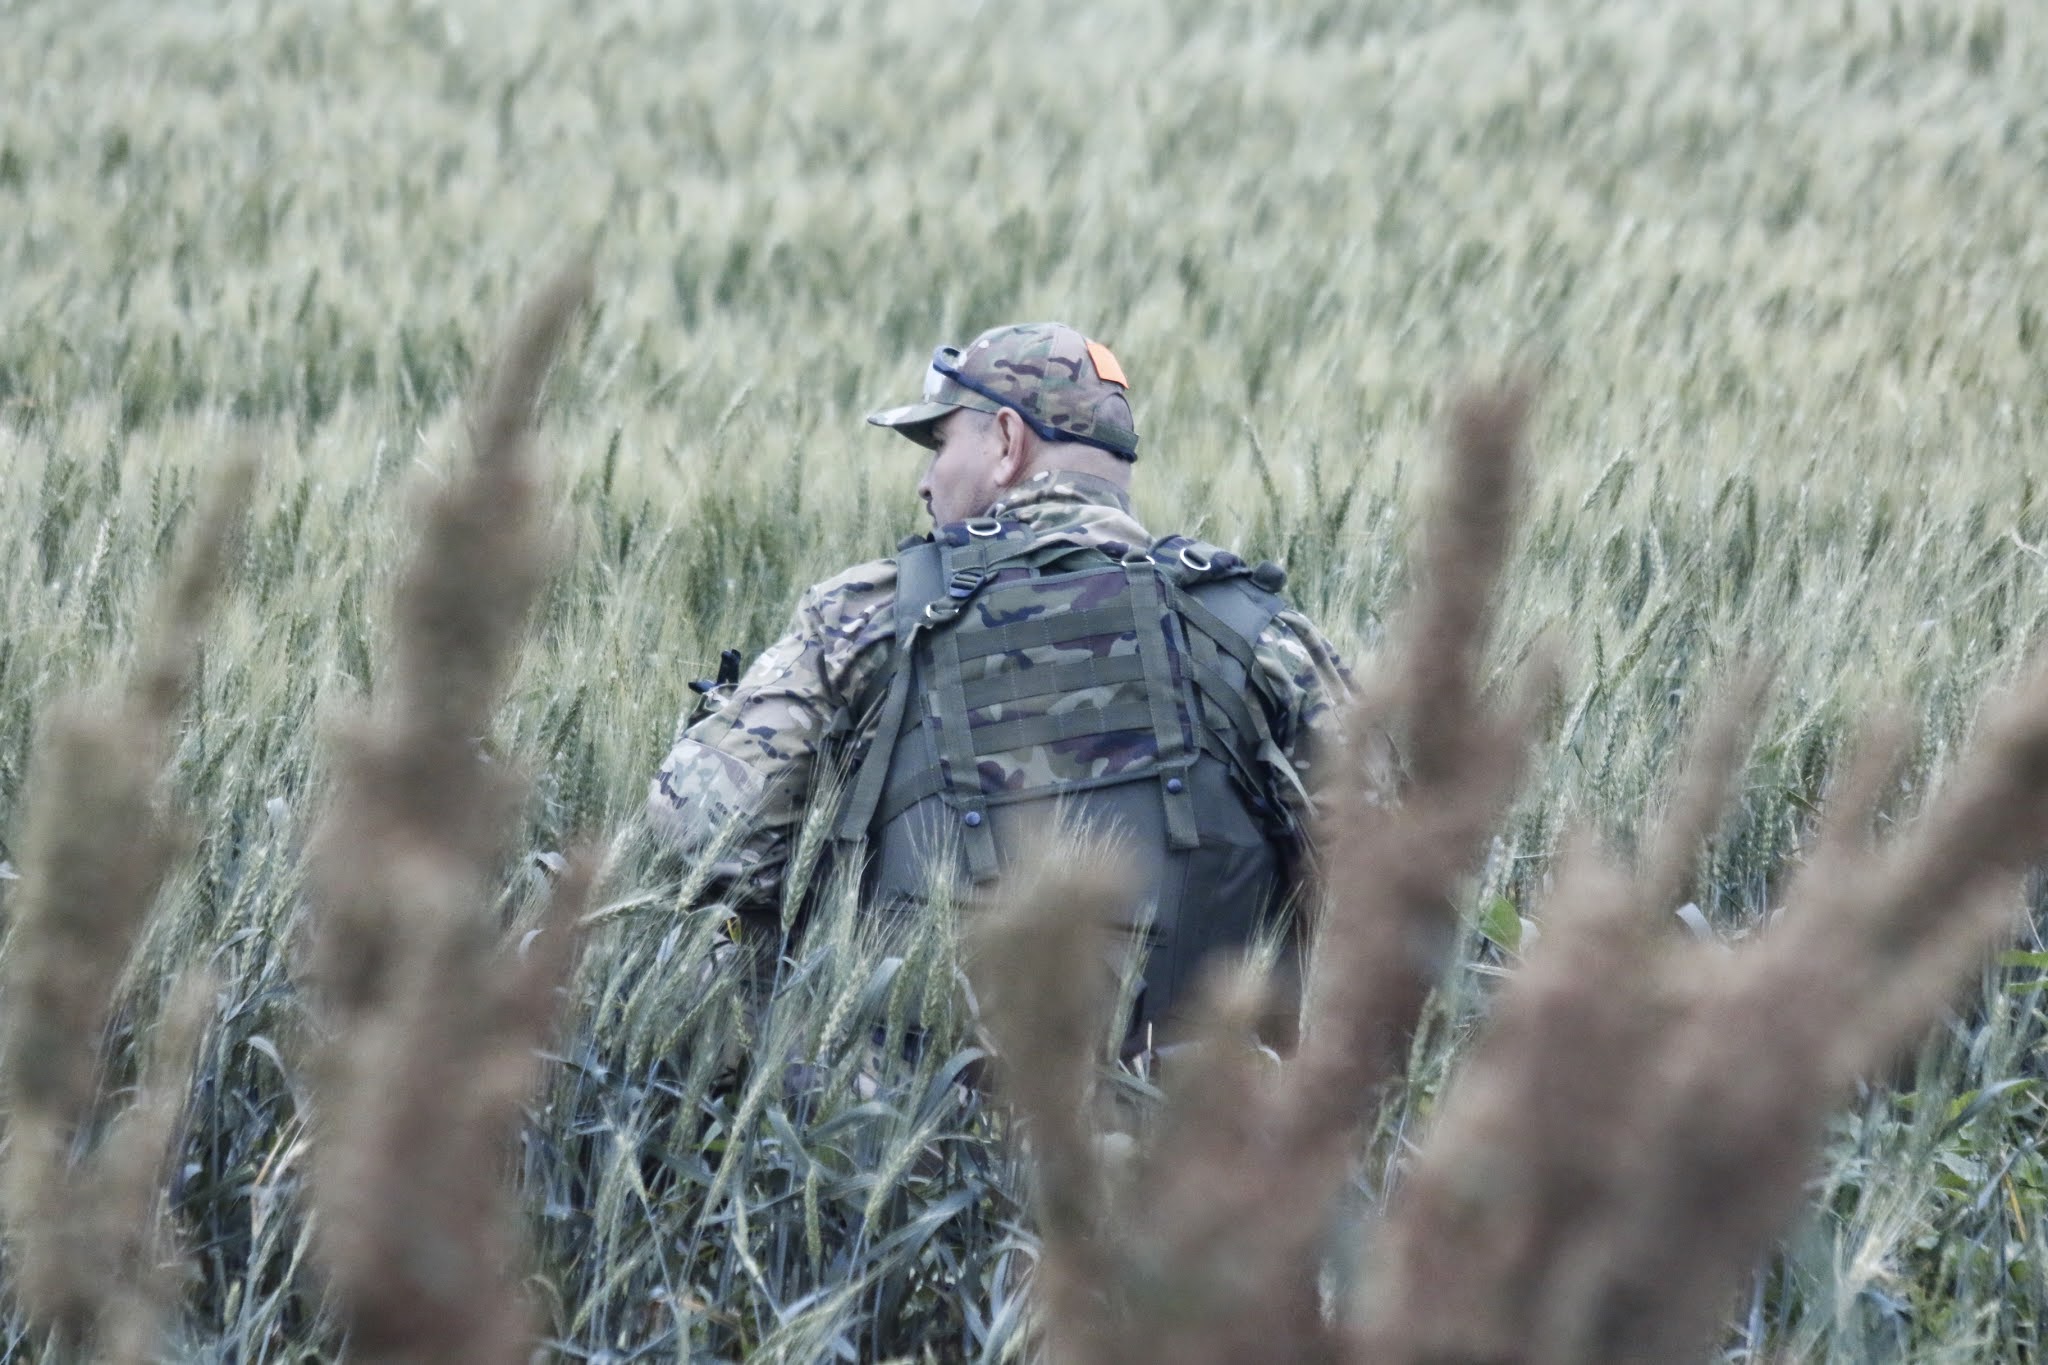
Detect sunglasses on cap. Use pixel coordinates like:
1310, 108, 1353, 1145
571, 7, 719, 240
927, 346, 1137, 461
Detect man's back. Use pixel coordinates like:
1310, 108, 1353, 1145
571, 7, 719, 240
650, 470, 1350, 1030
647, 323, 1351, 1040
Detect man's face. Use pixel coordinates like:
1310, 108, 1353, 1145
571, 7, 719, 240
917, 408, 1004, 525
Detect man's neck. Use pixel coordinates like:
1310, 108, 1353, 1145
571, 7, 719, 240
987, 469, 1133, 517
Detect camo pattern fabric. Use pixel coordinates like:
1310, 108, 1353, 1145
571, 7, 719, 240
945, 566, 1178, 794
647, 469, 1352, 906
866, 321, 1140, 457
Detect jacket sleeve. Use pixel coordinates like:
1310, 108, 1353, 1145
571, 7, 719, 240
1249, 608, 1355, 834
645, 561, 897, 907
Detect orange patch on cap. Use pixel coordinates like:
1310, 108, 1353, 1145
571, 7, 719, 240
1084, 339, 1128, 388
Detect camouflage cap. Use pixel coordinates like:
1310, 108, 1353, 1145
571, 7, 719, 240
866, 322, 1140, 460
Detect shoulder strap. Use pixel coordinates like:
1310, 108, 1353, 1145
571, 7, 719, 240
1148, 533, 1290, 681
840, 523, 1066, 718
832, 538, 949, 845
1122, 559, 1202, 849
1148, 534, 1284, 593
1181, 574, 1287, 671
1174, 577, 1286, 752
832, 519, 1056, 847
1149, 536, 1312, 818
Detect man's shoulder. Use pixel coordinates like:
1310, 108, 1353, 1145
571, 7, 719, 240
804, 552, 900, 604
794, 553, 906, 672
798, 553, 902, 624
1252, 603, 1352, 725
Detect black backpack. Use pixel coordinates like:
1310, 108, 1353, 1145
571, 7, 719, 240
830, 514, 1302, 1037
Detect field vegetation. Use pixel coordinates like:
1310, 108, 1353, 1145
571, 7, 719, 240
2, 0, 2046, 1358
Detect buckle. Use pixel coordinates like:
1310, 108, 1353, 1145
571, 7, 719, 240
948, 567, 987, 600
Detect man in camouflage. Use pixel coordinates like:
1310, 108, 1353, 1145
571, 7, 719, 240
649, 322, 1350, 1043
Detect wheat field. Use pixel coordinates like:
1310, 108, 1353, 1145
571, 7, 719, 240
3, 0, 2046, 1358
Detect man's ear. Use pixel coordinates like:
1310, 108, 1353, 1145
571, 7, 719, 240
993, 408, 1034, 487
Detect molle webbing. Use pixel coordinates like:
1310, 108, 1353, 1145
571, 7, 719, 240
838, 520, 1300, 1036
837, 524, 1289, 888
959, 652, 1148, 709
834, 523, 1051, 848
925, 600, 997, 878
950, 602, 1136, 659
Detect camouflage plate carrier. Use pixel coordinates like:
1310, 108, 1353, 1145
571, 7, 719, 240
831, 513, 1299, 1040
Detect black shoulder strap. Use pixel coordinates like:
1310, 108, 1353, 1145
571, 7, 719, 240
1148, 533, 1290, 676
1149, 533, 1308, 815
833, 539, 948, 845
1181, 574, 1288, 671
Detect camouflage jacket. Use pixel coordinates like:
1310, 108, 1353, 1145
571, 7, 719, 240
646, 470, 1353, 906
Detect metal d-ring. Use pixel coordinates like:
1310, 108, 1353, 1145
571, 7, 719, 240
1178, 544, 1213, 572
964, 517, 1003, 537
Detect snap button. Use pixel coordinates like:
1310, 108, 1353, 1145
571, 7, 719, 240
963, 810, 984, 827
1165, 777, 1185, 794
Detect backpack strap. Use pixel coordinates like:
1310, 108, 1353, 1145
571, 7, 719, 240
832, 518, 1043, 857
923, 585, 1001, 880
832, 536, 950, 847
1150, 534, 1311, 823
1119, 556, 1202, 850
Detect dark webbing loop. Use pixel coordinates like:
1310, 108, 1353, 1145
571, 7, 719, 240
1122, 560, 1201, 850
1183, 634, 1271, 791
928, 606, 1000, 880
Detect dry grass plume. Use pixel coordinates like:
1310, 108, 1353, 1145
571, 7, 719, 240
0, 457, 253, 1358
301, 264, 594, 1365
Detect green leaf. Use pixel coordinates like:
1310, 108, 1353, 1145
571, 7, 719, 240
1479, 895, 1522, 953
1940, 1079, 2038, 1140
